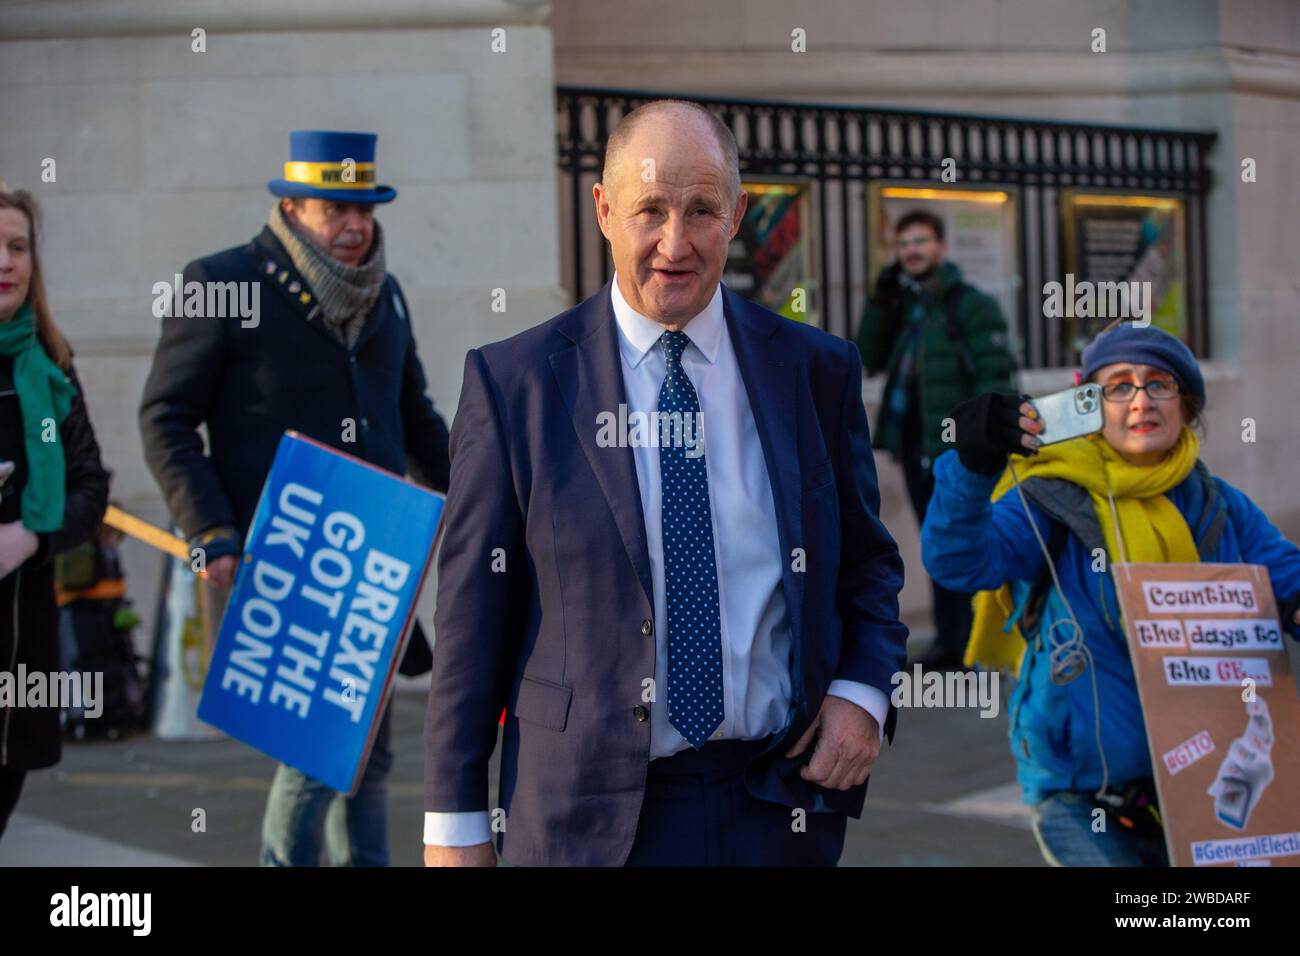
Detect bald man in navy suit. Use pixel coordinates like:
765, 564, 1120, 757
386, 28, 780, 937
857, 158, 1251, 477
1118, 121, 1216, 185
423, 100, 908, 866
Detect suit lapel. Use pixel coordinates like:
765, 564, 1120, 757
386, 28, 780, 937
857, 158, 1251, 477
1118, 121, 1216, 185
253, 228, 346, 351
723, 288, 805, 641
550, 284, 654, 606
350, 278, 392, 354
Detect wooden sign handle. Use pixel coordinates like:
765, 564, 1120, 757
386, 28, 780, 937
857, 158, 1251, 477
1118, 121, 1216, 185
103, 505, 192, 561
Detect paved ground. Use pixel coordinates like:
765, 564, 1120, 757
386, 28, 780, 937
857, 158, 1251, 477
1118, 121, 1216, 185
1, 673, 1046, 867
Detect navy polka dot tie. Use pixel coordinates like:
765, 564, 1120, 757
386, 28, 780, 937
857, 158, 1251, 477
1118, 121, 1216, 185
658, 330, 723, 749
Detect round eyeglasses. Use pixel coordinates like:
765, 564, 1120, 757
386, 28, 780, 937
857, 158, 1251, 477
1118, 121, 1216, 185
1101, 380, 1181, 402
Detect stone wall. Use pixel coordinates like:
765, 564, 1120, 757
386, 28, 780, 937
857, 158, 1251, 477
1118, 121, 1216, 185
1, 0, 565, 646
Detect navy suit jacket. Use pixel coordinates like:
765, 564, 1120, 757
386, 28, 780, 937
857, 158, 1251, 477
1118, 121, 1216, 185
424, 282, 908, 865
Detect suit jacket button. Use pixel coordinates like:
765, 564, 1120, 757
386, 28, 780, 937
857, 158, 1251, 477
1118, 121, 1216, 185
639, 619, 653, 636
633, 705, 648, 722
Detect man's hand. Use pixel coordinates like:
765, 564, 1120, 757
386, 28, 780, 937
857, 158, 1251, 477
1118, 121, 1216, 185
0, 522, 38, 579
870, 261, 904, 307
785, 694, 881, 790
424, 842, 497, 867
202, 554, 238, 589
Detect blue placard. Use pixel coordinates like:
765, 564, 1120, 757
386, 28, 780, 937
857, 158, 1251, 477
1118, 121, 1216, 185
197, 432, 444, 793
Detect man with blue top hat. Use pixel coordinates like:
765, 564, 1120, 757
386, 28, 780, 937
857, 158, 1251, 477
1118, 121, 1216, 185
140, 130, 450, 866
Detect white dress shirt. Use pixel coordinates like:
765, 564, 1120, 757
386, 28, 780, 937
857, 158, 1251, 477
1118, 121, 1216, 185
424, 276, 887, 847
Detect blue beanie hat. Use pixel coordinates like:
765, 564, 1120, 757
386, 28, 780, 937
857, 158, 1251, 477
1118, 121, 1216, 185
1080, 322, 1206, 406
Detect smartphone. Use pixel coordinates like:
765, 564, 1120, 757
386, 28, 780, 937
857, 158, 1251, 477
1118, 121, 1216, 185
1029, 384, 1104, 446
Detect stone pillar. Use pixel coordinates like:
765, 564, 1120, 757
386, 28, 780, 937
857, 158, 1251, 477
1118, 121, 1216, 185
1, 0, 565, 656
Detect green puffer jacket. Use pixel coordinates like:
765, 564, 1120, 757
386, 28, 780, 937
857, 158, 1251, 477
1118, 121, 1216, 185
856, 261, 1016, 466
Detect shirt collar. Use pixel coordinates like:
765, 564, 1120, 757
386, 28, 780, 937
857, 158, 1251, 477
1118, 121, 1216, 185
610, 272, 724, 368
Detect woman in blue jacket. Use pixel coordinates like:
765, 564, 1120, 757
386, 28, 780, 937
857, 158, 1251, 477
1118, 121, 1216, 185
921, 321, 1300, 866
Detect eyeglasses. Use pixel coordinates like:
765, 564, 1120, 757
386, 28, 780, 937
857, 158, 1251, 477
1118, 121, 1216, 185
1100, 380, 1181, 402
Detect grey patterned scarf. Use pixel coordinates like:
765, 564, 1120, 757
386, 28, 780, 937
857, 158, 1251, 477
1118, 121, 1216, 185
268, 203, 387, 349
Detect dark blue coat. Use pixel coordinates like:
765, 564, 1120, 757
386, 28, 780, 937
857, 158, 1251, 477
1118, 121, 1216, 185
423, 281, 908, 865
139, 226, 450, 543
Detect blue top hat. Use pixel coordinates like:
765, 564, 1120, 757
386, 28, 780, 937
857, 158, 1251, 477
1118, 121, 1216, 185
267, 130, 397, 204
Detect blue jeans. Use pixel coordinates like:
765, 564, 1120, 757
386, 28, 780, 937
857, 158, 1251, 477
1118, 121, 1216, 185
259, 703, 394, 866
1031, 790, 1169, 867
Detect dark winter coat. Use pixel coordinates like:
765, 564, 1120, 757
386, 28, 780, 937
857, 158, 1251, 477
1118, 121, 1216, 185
0, 358, 111, 771
857, 261, 1016, 467
138, 226, 451, 545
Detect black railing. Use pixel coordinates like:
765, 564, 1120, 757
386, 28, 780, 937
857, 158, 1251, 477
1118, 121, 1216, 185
556, 85, 1216, 368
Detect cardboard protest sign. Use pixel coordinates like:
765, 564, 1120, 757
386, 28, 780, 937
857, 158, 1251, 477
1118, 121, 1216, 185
197, 432, 444, 794
1114, 562, 1300, 866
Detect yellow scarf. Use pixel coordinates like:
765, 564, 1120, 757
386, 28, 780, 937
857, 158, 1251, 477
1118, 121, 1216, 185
964, 427, 1201, 672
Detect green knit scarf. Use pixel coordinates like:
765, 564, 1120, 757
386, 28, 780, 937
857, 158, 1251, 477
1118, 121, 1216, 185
0, 302, 76, 531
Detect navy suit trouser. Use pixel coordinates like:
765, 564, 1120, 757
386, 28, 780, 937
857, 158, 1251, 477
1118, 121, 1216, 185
624, 736, 848, 867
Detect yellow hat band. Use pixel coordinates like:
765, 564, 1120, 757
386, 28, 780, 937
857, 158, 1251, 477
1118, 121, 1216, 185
283, 161, 377, 189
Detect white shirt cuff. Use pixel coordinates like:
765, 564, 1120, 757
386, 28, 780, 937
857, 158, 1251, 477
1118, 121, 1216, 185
826, 680, 889, 737
423, 810, 492, 847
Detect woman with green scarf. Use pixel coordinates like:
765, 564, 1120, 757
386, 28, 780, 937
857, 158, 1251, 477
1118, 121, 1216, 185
921, 321, 1300, 866
0, 187, 110, 841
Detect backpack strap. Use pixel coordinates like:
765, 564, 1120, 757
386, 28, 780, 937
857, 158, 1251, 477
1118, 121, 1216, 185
1016, 476, 1108, 555
1020, 519, 1070, 638
1011, 476, 1107, 638
1192, 459, 1227, 560
940, 282, 978, 386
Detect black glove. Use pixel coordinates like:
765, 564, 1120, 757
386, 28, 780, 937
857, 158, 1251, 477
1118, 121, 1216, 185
871, 261, 904, 307
952, 392, 1035, 476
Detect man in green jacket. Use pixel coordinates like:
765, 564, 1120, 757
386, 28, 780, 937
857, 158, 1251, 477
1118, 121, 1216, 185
857, 210, 1016, 669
